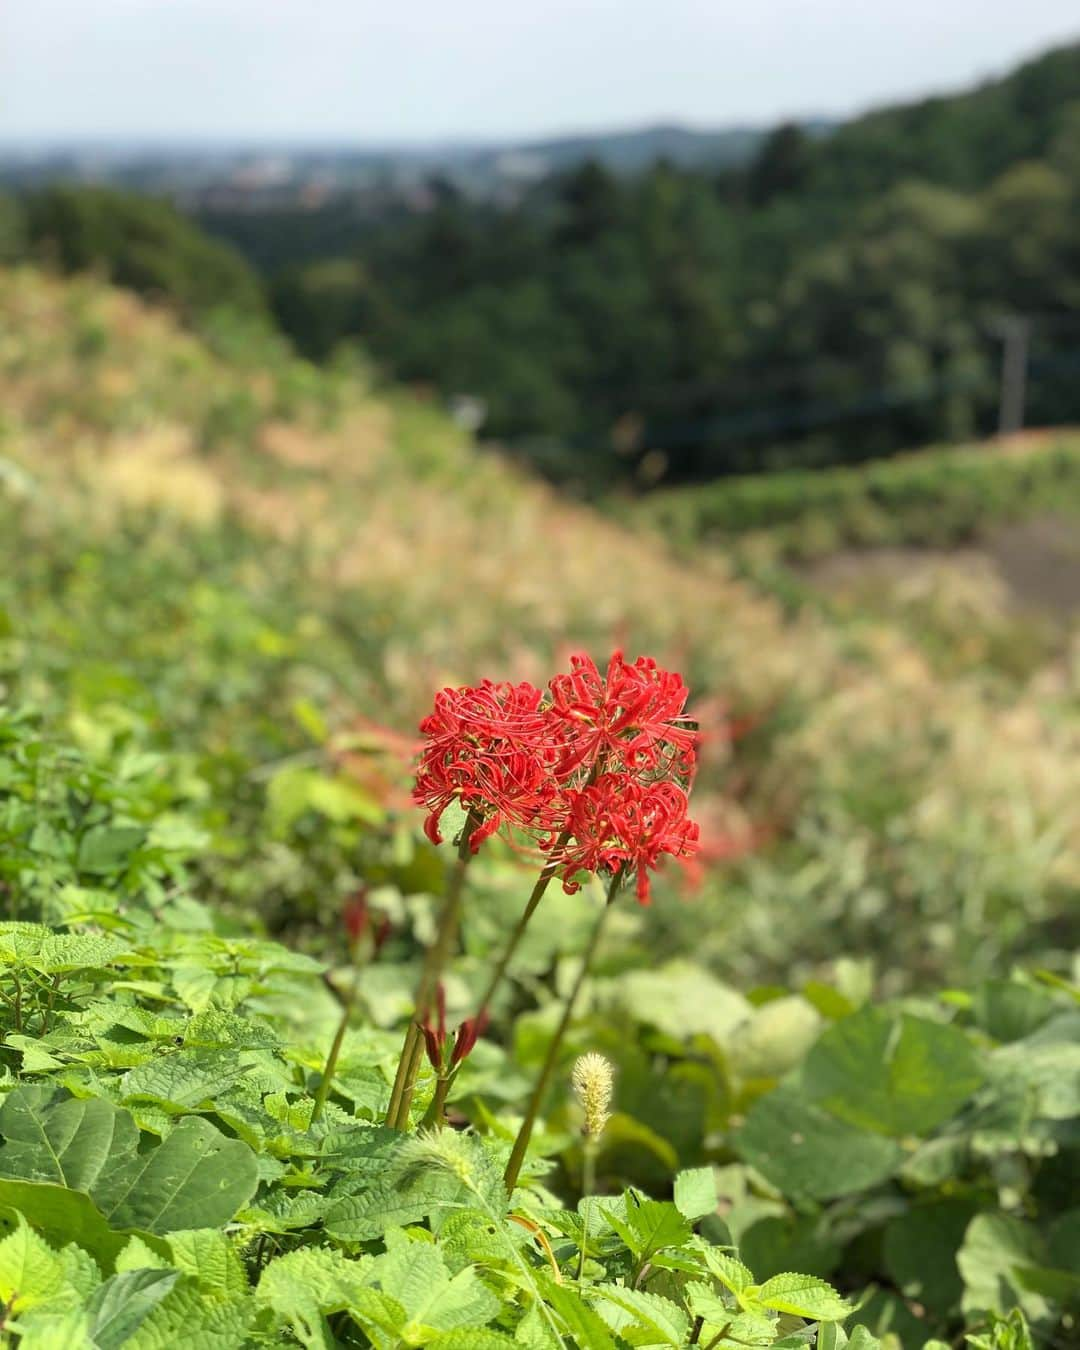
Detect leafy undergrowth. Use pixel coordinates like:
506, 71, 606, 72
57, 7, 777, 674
1, 695, 1078, 1346
0, 267, 1078, 1346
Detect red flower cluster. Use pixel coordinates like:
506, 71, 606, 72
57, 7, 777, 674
412, 651, 701, 902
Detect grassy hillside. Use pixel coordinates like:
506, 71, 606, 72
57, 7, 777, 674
2, 264, 1077, 988
2, 267, 1080, 1347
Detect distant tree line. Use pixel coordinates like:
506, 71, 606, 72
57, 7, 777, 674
4, 42, 1080, 489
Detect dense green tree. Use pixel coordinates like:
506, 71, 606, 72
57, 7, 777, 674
25, 186, 267, 321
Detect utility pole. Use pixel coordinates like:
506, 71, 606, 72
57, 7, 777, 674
989, 316, 1032, 436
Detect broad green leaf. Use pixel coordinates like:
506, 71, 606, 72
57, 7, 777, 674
10, 1310, 93, 1349
0, 1087, 139, 1191
94, 1117, 258, 1234
754, 1273, 854, 1320
800, 1008, 984, 1137
738, 1214, 842, 1282
971, 981, 1057, 1044
605, 961, 752, 1043
77, 826, 147, 875
735, 1084, 902, 1200
590, 1284, 690, 1345
727, 996, 822, 1079
882, 1197, 978, 1315
0, 1178, 166, 1269
957, 1214, 1054, 1324
673, 1166, 717, 1222
87, 1269, 181, 1349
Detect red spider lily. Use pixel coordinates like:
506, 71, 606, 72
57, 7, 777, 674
412, 679, 559, 851
547, 773, 700, 903
420, 983, 487, 1072
547, 651, 696, 782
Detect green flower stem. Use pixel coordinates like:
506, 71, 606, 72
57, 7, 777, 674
475, 759, 604, 1023
577, 1138, 598, 1281
420, 1070, 454, 1130
502, 868, 623, 1194
311, 964, 359, 1124
386, 808, 480, 1129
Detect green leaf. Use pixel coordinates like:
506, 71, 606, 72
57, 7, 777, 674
0, 1087, 140, 1192
0, 1178, 166, 1270
28, 933, 131, 973
734, 1084, 902, 1200
590, 1284, 690, 1345
684, 1284, 777, 1345
77, 826, 147, 875
754, 1273, 854, 1321
971, 981, 1057, 1043
94, 1116, 258, 1235
120, 1277, 253, 1349
601, 1195, 690, 1262
0, 1218, 70, 1314
605, 961, 752, 1043
957, 1214, 1055, 1324
800, 1008, 984, 1137
167, 1230, 247, 1298
882, 1197, 978, 1315
87, 1269, 181, 1350
673, 1167, 717, 1222
534, 1271, 616, 1350
121, 1051, 248, 1112
701, 1248, 756, 1296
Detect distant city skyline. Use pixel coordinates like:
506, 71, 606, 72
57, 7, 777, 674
1, 1, 1078, 144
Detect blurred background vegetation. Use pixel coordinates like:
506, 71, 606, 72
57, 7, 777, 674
2, 22, 1080, 1345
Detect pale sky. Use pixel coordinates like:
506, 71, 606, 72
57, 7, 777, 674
1, 0, 1078, 144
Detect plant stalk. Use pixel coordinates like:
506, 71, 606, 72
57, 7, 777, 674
475, 758, 604, 1023
502, 867, 622, 1194
311, 964, 359, 1124
386, 807, 480, 1129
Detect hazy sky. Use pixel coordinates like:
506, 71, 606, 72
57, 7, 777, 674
2, 0, 1078, 144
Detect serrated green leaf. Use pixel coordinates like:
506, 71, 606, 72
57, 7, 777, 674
121, 1277, 253, 1349
0, 1218, 70, 1314
673, 1167, 717, 1222
120, 1051, 248, 1112
87, 1269, 181, 1349
591, 1284, 690, 1345
701, 1248, 756, 1295
167, 1230, 247, 1298
755, 1272, 854, 1320
534, 1271, 616, 1350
